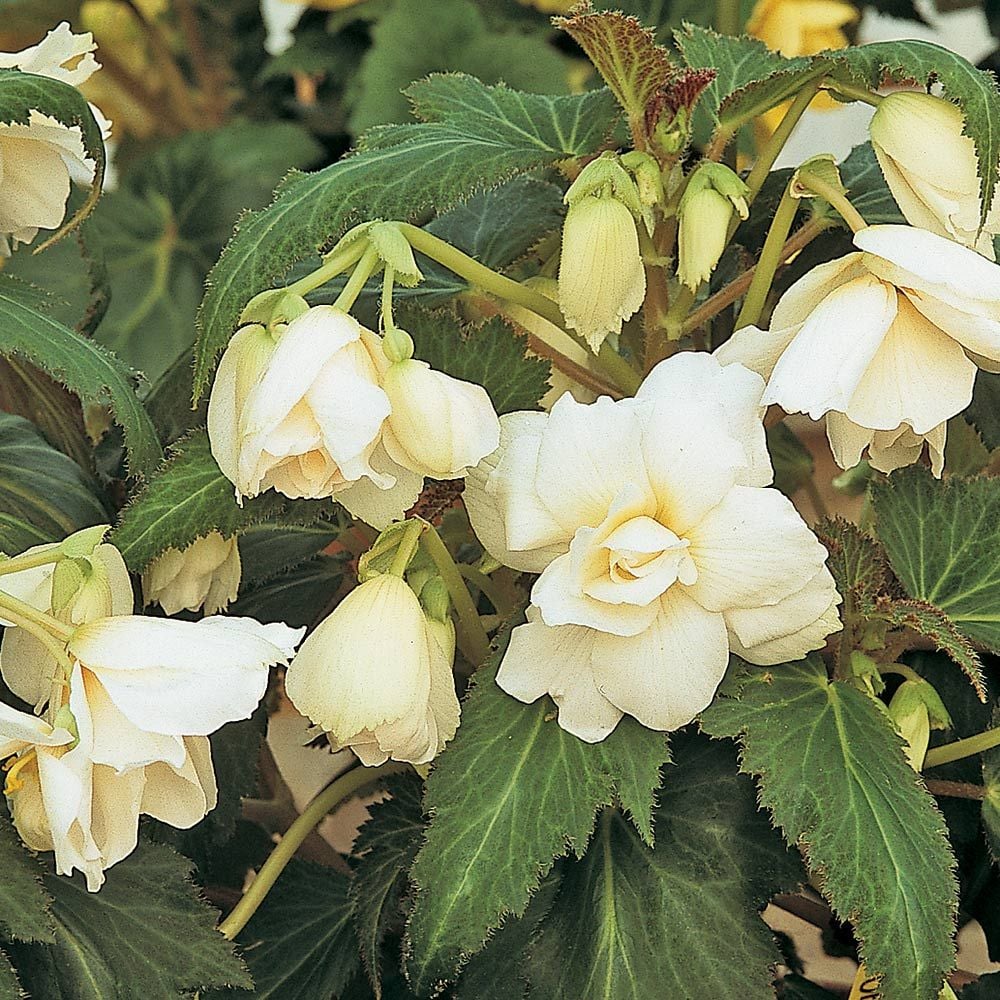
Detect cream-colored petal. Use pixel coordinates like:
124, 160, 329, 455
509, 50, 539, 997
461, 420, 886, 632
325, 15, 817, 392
140, 737, 216, 829
90, 765, 143, 871
713, 323, 800, 382
0, 700, 71, 758
768, 252, 867, 329
336, 446, 424, 529
825, 411, 873, 471
684, 486, 829, 612
902, 290, 1000, 365
764, 275, 897, 418
0, 134, 70, 234
590, 589, 730, 732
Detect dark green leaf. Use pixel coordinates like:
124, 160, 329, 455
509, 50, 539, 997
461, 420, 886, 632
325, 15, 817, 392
966, 372, 1000, 450
0, 950, 19, 1000
0, 413, 106, 556
9, 843, 248, 999
767, 422, 814, 497
229, 555, 344, 628
0, 68, 105, 247
872, 467, 1000, 652
194, 76, 619, 399
528, 735, 804, 999
238, 521, 343, 586
405, 645, 669, 994
109, 430, 333, 571
226, 859, 358, 1000
963, 972, 1000, 998
350, 774, 425, 994
0, 817, 53, 944
702, 657, 958, 1000
0, 275, 161, 477
833, 41, 1000, 227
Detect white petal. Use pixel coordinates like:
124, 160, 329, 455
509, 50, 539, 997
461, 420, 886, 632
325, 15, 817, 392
713, 323, 799, 382
0, 700, 71, 757
590, 590, 730, 731
0, 630, 59, 709
90, 765, 143, 871
769, 251, 868, 329
0, 134, 71, 233
901, 290, 1000, 365
684, 486, 829, 612
764, 275, 897, 419
140, 737, 217, 829
336, 446, 424, 529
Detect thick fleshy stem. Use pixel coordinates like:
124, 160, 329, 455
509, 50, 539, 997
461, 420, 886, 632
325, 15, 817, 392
0, 590, 73, 644
418, 520, 492, 669
824, 79, 883, 107
0, 549, 63, 578
924, 726, 1000, 770
795, 172, 868, 234
388, 520, 424, 578
218, 761, 409, 941
334, 246, 382, 313
284, 240, 367, 299
395, 224, 642, 395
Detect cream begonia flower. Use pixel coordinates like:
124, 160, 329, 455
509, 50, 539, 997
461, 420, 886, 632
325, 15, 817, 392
285, 574, 460, 765
0, 23, 110, 255
870, 91, 1000, 259
717, 224, 1000, 476
747, 0, 856, 56
142, 531, 241, 615
558, 193, 646, 353
208, 306, 421, 527
465, 352, 840, 742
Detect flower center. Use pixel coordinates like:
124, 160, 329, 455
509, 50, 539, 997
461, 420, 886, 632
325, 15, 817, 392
2, 748, 37, 795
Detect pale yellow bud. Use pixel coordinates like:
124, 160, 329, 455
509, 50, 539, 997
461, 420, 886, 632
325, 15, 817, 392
870, 91, 1000, 258
381, 358, 500, 480
284, 574, 459, 764
142, 531, 242, 616
558, 194, 645, 353
677, 187, 734, 290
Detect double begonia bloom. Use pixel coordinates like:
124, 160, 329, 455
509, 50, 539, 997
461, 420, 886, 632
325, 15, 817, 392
142, 531, 242, 615
0, 23, 110, 255
717, 224, 1000, 475
208, 305, 500, 528
870, 91, 1000, 259
285, 574, 460, 765
464, 352, 840, 742
0, 542, 302, 889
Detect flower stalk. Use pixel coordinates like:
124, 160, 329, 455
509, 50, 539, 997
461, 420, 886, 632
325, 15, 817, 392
924, 725, 1000, 769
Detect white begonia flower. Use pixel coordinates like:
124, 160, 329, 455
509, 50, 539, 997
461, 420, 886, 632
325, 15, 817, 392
716, 224, 1000, 476
285, 574, 460, 765
870, 91, 1000, 259
464, 352, 840, 742
558, 193, 646, 353
142, 531, 242, 615
259, 0, 307, 56
380, 358, 500, 480
207, 306, 422, 527
0, 23, 110, 255
0, 539, 303, 889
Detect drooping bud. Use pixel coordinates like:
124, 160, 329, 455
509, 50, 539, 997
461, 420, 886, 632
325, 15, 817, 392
870, 90, 1000, 258
887, 677, 951, 771
677, 162, 749, 290
142, 531, 242, 616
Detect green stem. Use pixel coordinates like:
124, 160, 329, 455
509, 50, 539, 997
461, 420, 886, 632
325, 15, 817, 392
458, 565, 511, 617
824, 78, 883, 107
734, 183, 799, 330
389, 520, 423, 578
803, 476, 830, 521
881, 663, 924, 684
381, 266, 397, 331
924, 726, 1000, 769
285, 241, 366, 299
714, 0, 741, 35
0, 590, 74, 642
396, 224, 641, 395
795, 172, 868, 234
662, 285, 695, 341
418, 521, 492, 668
218, 761, 408, 941
0, 549, 62, 578
333, 246, 381, 313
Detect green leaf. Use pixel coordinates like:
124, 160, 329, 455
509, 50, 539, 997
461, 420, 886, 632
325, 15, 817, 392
963, 972, 1000, 998
405, 646, 670, 994
556, 9, 676, 127
838, 142, 906, 225
0, 275, 161, 477
350, 774, 426, 994
779, 974, 841, 999
88, 122, 321, 384
109, 430, 333, 571
225, 859, 359, 1000
403, 311, 551, 415
0, 69, 105, 248
945, 416, 991, 476
674, 26, 815, 134
966, 372, 1000, 450
238, 521, 343, 586
528, 734, 804, 999
349, 0, 572, 133
0, 817, 53, 944
701, 657, 958, 1000
8, 843, 249, 999
872, 467, 1000, 652
981, 707, 1000, 861
0, 413, 106, 555
229, 555, 345, 628
194, 75, 619, 399
0, 951, 19, 1000
833, 41, 1000, 227
767, 422, 814, 497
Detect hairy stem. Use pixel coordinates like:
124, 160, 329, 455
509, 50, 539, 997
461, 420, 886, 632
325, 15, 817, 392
823, 79, 883, 107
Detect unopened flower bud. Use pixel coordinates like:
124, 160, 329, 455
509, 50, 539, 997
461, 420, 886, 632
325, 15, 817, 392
383, 325, 415, 364
418, 576, 451, 624
870, 91, 1000, 258
142, 531, 242, 616
888, 677, 951, 771
381, 358, 500, 480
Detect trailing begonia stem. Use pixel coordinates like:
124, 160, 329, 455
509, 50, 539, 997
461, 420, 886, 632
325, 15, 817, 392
285, 240, 366, 299
389, 520, 424, 578
0, 549, 63, 578
218, 761, 409, 941
395, 224, 642, 395
418, 521, 492, 669
795, 172, 868, 234
924, 726, 1000, 769
824, 79, 883, 107
735, 183, 799, 330
334, 246, 381, 312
